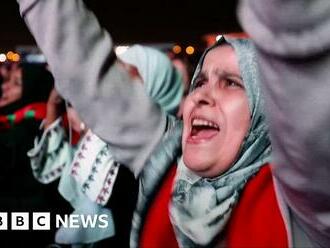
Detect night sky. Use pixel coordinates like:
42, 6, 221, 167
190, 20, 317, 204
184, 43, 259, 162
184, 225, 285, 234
0, 0, 240, 51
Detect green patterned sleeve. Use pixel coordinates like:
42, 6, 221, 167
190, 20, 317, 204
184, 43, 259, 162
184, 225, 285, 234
27, 117, 75, 184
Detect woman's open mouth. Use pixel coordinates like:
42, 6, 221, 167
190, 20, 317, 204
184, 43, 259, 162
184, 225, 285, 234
187, 117, 220, 143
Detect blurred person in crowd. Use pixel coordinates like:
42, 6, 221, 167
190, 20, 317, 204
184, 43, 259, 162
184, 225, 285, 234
0, 62, 71, 247
17, 0, 330, 247
28, 45, 184, 247
0, 62, 18, 82
0, 62, 10, 85
0, 62, 19, 97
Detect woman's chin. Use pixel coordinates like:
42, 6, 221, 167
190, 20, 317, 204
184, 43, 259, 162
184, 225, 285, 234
183, 153, 212, 175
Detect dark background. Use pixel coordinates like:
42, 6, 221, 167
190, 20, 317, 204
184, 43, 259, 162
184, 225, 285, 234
0, 0, 241, 50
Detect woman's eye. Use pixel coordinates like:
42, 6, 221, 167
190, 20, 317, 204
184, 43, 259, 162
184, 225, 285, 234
194, 79, 205, 88
225, 79, 244, 89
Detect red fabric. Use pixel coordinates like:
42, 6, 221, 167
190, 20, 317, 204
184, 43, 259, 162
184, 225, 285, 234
0, 102, 46, 130
13, 102, 47, 123
140, 165, 179, 248
226, 164, 288, 248
140, 164, 288, 248
61, 113, 81, 145
0, 115, 10, 129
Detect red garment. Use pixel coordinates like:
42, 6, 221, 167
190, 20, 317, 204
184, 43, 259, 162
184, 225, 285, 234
226, 165, 288, 248
61, 113, 80, 145
0, 102, 46, 130
140, 164, 288, 248
140, 165, 179, 248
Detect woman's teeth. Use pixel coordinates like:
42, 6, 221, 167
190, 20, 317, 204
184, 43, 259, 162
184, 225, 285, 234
192, 118, 219, 130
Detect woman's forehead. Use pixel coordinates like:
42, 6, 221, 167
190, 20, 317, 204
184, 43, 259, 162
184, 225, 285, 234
201, 45, 240, 76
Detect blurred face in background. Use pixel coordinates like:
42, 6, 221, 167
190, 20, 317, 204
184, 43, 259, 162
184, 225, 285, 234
182, 45, 251, 178
0, 65, 10, 82
0, 67, 23, 108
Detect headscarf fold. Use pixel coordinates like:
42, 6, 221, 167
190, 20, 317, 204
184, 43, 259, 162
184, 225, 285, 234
117, 45, 183, 115
170, 37, 271, 247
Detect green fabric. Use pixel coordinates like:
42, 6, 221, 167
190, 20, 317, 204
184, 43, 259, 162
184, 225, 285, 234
170, 37, 272, 247
7, 114, 15, 125
28, 118, 115, 244
24, 110, 35, 118
28, 118, 73, 184
118, 45, 184, 115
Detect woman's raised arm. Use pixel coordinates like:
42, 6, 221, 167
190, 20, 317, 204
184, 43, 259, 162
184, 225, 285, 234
239, 0, 330, 246
17, 0, 166, 175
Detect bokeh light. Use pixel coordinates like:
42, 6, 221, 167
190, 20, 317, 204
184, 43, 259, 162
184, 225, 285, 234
185, 46, 195, 55
172, 45, 182, 54
0, 53, 7, 62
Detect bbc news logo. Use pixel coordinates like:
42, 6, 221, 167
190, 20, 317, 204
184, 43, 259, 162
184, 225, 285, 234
0, 212, 109, 230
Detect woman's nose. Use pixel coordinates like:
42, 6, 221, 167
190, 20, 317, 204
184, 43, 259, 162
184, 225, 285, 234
1, 81, 11, 92
193, 86, 216, 107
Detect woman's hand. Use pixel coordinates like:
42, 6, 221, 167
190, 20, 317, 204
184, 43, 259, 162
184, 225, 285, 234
44, 88, 64, 129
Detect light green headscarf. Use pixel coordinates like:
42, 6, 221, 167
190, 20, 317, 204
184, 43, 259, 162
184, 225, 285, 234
118, 45, 184, 115
170, 37, 272, 247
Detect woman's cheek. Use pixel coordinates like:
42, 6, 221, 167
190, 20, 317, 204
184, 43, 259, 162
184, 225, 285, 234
181, 98, 194, 148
